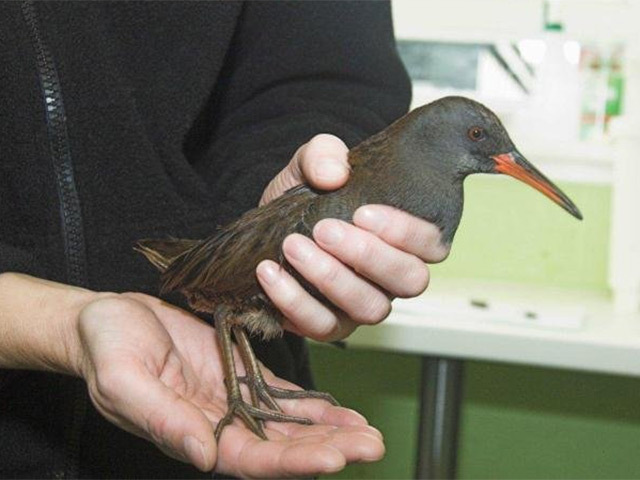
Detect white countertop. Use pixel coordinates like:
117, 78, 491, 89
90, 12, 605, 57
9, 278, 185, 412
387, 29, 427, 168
335, 278, 640, 377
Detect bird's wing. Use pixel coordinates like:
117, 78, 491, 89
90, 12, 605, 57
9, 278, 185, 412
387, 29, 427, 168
160, 185, 319, 302
135, 237, 202, 272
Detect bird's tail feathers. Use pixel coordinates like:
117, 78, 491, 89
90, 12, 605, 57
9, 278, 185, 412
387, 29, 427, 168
134, 237, 201, 272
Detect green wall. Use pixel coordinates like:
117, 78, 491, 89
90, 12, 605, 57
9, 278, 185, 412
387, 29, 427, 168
309, 178, 640, 478
432, 176, 611, 290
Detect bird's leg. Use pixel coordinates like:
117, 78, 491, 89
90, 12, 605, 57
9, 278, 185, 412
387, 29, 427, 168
233, 326, 283, 413
231, 325, 266, 434
215, 317, 263, 439
233, 327, 340, 408
232, 326, 262, 410
214, 317, 313, 442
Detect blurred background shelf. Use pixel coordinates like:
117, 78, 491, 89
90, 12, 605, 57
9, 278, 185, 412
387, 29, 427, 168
332, 277, 640, 377
392, 0, 635, 45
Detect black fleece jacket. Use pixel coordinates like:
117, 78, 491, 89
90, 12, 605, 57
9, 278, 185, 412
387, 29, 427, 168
0, 1, 410, 478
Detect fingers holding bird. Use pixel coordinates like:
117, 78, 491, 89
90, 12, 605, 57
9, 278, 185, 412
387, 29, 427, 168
256, 259, 357, 341
260, 134, 350, 206
257, 215, 436, 341
283, 234, 392, 325
313, 218, 431, 298
258, 133, 447, 341
354, 205, 451, 264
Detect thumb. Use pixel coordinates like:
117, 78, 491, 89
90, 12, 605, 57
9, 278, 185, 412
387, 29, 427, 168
110, 366, 217, 471
260, 134, 350, 205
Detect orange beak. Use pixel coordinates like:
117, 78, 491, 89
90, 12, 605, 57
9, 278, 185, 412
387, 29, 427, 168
492, 152, 582, 220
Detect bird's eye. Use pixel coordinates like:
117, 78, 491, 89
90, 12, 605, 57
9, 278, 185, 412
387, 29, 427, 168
468, 127, 485, 142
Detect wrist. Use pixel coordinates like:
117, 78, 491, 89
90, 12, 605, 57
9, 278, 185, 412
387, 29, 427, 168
56, 285, 106, 378
0, 272, 102, 376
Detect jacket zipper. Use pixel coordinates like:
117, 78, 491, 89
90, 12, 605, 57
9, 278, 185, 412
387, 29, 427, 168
21, 0, 88, 286
21, 2, 88, 478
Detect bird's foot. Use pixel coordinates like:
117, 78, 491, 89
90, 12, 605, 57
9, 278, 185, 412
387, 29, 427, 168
238, 375, 340, 409
215, 392, 314, 441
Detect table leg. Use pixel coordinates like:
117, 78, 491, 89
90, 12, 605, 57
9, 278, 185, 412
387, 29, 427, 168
415, 357, 464, 480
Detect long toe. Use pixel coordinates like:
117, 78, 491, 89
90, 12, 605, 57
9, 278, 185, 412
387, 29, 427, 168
265, 386, 340, 406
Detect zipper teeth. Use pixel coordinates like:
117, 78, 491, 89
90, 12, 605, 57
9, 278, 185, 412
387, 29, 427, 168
21, 2, 88, 478
22, 0, 87, 286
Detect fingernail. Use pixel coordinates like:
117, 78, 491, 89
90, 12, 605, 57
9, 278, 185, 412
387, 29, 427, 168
257, 262, 279, 286
314, 220, 345, 246
183, 436, 206, 467
284, 235, 314, 263
313, 160, 348, 183
354, 206, 387, 234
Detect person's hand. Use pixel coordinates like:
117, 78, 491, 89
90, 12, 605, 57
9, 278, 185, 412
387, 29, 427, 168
77, 292, 384, 477
257, 134, 450, 341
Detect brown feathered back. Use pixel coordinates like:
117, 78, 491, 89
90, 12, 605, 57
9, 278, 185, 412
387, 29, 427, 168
136, 185, 321, 312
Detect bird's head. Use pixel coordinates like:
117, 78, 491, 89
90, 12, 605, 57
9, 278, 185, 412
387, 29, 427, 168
401, 96, 582, 220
